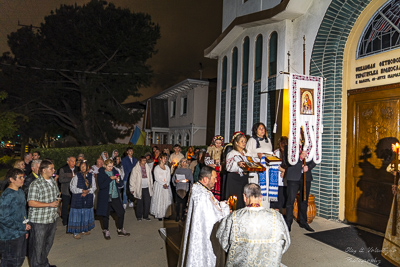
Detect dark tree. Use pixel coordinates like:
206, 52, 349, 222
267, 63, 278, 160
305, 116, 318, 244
1, 0, 160, 145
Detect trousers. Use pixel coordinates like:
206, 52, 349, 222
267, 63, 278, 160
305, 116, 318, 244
0, 234, 27, 267
102, 198, 125, 230
135, 188, 151, 219
285, 179, 311, 229
28, 222, 57, 267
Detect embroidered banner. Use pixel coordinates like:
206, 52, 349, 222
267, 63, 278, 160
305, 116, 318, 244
288, 74, 323, 165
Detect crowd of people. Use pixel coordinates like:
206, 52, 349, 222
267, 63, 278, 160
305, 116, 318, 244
0, 121, 318, 266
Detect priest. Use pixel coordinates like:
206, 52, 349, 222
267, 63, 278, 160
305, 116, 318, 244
178, 166, 230, 267
217, 183, 290, 266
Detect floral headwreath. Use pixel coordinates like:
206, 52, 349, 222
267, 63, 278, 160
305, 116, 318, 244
211, 135, 224, 147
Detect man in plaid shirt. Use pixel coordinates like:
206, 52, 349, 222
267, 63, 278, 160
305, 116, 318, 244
27, 159, 60, 267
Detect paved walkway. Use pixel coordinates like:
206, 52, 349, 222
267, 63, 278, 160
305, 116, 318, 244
20, 208, 385, 267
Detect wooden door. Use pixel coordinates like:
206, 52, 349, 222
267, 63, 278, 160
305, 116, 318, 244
346, 84, 400, 232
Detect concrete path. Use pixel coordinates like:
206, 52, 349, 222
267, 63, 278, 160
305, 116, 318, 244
20, 209, 383, 267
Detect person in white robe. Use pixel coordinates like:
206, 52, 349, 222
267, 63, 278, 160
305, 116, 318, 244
150, 154, 173, 220
217, 183, 290, 267
178, 166, 230, 267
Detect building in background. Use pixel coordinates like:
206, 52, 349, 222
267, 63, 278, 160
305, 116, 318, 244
205, 0, 400, 233
143, 79, 216, 146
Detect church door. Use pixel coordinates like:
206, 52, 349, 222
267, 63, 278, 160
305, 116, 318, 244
346, 84, 400, 232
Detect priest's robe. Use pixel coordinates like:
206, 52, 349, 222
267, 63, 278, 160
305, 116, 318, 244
217, 206, 290, 267
178, 182, 230, 267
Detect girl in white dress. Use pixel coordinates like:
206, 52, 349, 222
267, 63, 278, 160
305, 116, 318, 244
150, 153, 173, 220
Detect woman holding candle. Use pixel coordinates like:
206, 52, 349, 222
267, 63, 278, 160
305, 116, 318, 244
205, 135, 224, 201
97, 159, 129, 240
150, 153, 173, 221
0, 168, 30, 267
67, 161, 96, 239
225, 132, 250, 210
172, 158, 194, 221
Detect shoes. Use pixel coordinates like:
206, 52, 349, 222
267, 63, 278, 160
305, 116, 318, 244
103, 229, 111, 240
117, 228, 130, 237
82, 231, 91, 235
49, 265, 57, 267
144, 218, 151, 221
128, 202, 134, 208
137, 218, 142, 221
158, 218, 163, 221
175, 216, 179, 222
73, 234, 81, 239
123, 204, 127, 209
300, 223, 315, 232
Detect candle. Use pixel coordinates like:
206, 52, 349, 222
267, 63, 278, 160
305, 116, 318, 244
228, 195, 237, 211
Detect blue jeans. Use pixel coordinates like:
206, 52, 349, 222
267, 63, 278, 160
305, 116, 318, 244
123, 180, 128, 204
28, 222, 57, 267
0, 234, 27, 267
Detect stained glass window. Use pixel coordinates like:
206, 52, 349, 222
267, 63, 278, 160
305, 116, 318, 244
358, 0, 400, 58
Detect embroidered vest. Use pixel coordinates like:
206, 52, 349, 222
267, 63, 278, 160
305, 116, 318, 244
71, 173, 94, 209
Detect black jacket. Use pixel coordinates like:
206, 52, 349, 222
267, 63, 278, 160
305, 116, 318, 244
283, 144, 316, 182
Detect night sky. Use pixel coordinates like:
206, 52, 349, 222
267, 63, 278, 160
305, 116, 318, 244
0, 0, 223, 102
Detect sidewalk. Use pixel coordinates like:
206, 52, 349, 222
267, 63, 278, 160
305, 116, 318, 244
20, 209, 389, 266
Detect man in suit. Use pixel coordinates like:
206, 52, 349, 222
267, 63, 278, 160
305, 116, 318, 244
283, 131, 316, 232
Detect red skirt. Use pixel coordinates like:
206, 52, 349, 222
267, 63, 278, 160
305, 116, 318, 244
212, 171, 222, 201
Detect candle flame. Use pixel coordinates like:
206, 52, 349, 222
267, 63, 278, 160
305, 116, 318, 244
392, 142, 400, 152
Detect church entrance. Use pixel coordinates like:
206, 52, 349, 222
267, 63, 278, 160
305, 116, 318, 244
345, 83, 400, 232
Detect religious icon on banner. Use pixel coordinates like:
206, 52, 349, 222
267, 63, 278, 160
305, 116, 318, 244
300, 88, 314, 115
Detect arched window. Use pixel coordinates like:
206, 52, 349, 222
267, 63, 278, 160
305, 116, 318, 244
253, 35, 263, 124
242, 37, 250, 84
269, 32, 278, 76
177, 134, 182, 145
184, 133, 190, 147
231, 47, 238, 87
254, 35, 263, 81
220, 56, 228, 138
241, 37, 250, 132
358, 0, 400, 58
230, 47, 238, 137
222, 56, 228, 90
267, 32, 278, 144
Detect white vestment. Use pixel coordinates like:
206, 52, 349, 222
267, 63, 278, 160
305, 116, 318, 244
178, 182, 230, 267
217, 207, 291, 267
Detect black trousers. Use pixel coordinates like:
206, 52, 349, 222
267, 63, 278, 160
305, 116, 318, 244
28, 222, 57, 267
135, 188, 151, 219
0, 234, 27, 267
175, 192, 189, 218
61, 194, 71, 226
285, 179, 311, 229
102, 198, 125, 230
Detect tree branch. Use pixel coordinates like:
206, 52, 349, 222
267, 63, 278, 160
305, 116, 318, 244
94, 48, 120, 73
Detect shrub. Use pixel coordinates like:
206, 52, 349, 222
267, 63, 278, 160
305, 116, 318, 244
36, 144, 152, 170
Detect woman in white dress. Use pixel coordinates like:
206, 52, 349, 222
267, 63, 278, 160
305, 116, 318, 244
150, 153, 173, 221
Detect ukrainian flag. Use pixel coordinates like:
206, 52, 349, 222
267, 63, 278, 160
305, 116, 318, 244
130, 126, 146, 145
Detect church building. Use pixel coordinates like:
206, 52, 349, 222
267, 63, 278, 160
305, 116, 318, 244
205, 0, 400, 232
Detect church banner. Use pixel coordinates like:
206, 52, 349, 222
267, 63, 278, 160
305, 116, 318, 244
288, 74, 324, 165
